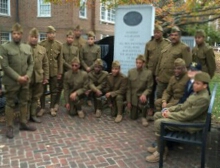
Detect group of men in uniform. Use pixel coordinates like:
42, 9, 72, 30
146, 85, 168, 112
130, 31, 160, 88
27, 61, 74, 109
0, 22, 216, 164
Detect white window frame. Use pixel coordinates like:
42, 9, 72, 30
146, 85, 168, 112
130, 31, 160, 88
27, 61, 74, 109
100, 34, 109, 39
0, 0, 10, 16
79, 0, 87, 19
38, 33, 47, 42
37, 0, 51, 17
100, 3, 115, 24
0, 32, 11, 44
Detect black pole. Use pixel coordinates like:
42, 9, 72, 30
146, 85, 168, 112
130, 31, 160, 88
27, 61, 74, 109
16, 0, 19, 23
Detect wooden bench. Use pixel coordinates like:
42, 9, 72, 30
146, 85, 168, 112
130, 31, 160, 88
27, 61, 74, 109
159, 83, 218, 168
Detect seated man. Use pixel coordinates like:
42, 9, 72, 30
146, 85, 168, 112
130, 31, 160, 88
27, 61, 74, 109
146, 72, 211, 163
86, 59, 108, 118
127, 54, 153, 126
154, 58, 189, 111
179, 62, 202, 103
105, 61, 127, 123
64, 57, 88, 118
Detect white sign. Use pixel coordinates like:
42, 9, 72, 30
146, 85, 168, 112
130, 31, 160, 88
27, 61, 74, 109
114, 5, 155, 75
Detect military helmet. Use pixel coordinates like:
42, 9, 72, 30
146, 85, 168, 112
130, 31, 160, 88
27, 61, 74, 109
74, 25, 82, 31
136, 54, 146, 62
94, 59, 103, 67
189, 62, 202, 71
29, 28, 39, 37
112, 60, 120, 68
194, 72, 210, 83
154, 25, 163, 32
11, 23, 23, 33
47, 26, 56, 33
195, 29, 206, 37
171, 26, 180, 33
87, 31, 95, 38
174, 58, 185, 67
71, 57, 80, 64
66, 30, 74, 36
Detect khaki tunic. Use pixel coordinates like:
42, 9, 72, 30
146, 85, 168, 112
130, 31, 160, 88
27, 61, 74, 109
127, 68, 153, 105
88, 70, 108, 92
156, 42, 192, 83
63, 70, 88, 104
80, 44, 101, 70
39, 39, 63, 77
73, 37, 86, 49
144, 38, 170, 74
192, 43, 216, 78
62, 43, 79, 71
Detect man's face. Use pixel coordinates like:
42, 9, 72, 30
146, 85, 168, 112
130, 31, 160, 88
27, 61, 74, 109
74, 30, 82, 38
193, 81, 207, 92
87, 36, 95, 45
154, 30, 162, 40
174, 66, 185, 77
111, 67, 120, 76
94, 65, 102, 74
195, 36, 204, 45
12, 31, 22, 43
47, 32, 56, 41
71, 62, 80, 71
187, 70, 199, 78
66, 35, 74, 45
170, 32, 180, 44
136, 59, 144, 69
28, 35, 38, 46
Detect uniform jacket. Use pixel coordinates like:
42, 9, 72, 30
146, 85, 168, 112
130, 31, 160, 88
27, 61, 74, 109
168, 89, 210, 124
162, 73, 189, 104
80, 44, 101, 70
63, 70, 88, 104
105, 72, 127, 97
156, 42, 192, 83
1, 42, 33, 85
62, 43, 79, 71
192, 43, 216, 78
144, 38, 170, 74
88, 70, 108, 92
39, 39, 63, 77
31, 44, 49, 83
127, 68, 153, 105
73, 37, 86, 49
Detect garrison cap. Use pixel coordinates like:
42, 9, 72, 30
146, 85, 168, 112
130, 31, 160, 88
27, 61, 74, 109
11, 23, 23, 33
154, 25, 163, 32
87, 31, 95, 37
71, 57, 80, 64
94, 59, 103, 66
189, 62, 202, 71
47, 26, 56, 33
194, 72, 210, 83
66, 30, 74, 36
74, 25, 82, 31
174, 58, 185, 67
136, 54, 146, 62
171, 26, 180, 33
112, 60, 120, 68
195, 29, 206, 37
29, 28, 39, 37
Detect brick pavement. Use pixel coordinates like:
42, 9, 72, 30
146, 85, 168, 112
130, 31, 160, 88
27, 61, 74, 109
0, 105, 219, 168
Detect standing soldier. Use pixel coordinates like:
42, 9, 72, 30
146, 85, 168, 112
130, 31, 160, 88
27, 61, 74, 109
105, 61, 127, 123
155, 26, 192, 99
144, 25, 170, 119
38, 26, 63, 117
0, 23, 36, 139
73, 25, 86, 49
127, 55, 153, 126
86, 59, 108, 118
154, 58, 189, 111
64, 57, 88, 118
28, 28, 49, 123
192, 29, 216, 78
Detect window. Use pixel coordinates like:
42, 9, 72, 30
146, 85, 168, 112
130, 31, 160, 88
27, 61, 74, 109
0, 0, 10, 16
0, 32, 11, 44
38, 33, 47, 42
100, 3, 115, 23
100, 34, 109, 39
37, 0, 51, 17
79, 0, 87, 18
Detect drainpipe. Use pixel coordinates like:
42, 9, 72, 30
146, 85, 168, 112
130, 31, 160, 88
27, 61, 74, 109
16, 0, 19, 23
91, 0, 95, 33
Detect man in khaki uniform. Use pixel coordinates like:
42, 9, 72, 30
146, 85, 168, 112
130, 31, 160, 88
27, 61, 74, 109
155, 58, 189, 111
192, 29, 216, 78
127, 55, 153, 126
0, 23, 36, 139
144, 25, 170, 116
146, 72, 210, 163
73, 25, 86, 49
28, 28, 49, 123
38, 26, 63, 117
80, 31, 101, 72
64, 57, 88, 118
105, 61, 127, 123
86, 59, 108, 118
155, 26, 192, 99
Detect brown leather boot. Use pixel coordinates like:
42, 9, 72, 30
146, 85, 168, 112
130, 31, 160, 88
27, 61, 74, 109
6, 126, 14, 139
19, 123, 36, 131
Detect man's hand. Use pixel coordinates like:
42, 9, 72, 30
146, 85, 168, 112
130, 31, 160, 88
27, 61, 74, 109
85, 90, 91, 96
162, 102, 167, 108
65, 103, 70, 110
57, 74, 62, 80
105, 92, 111, 98
139, 94, 147, 103
127, 102, 132, 109
18, 76, 28, 84
95, 90, 102, 96
162, 110, 170, 118
70, 92, 77, 101
42, 79, 48, 85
